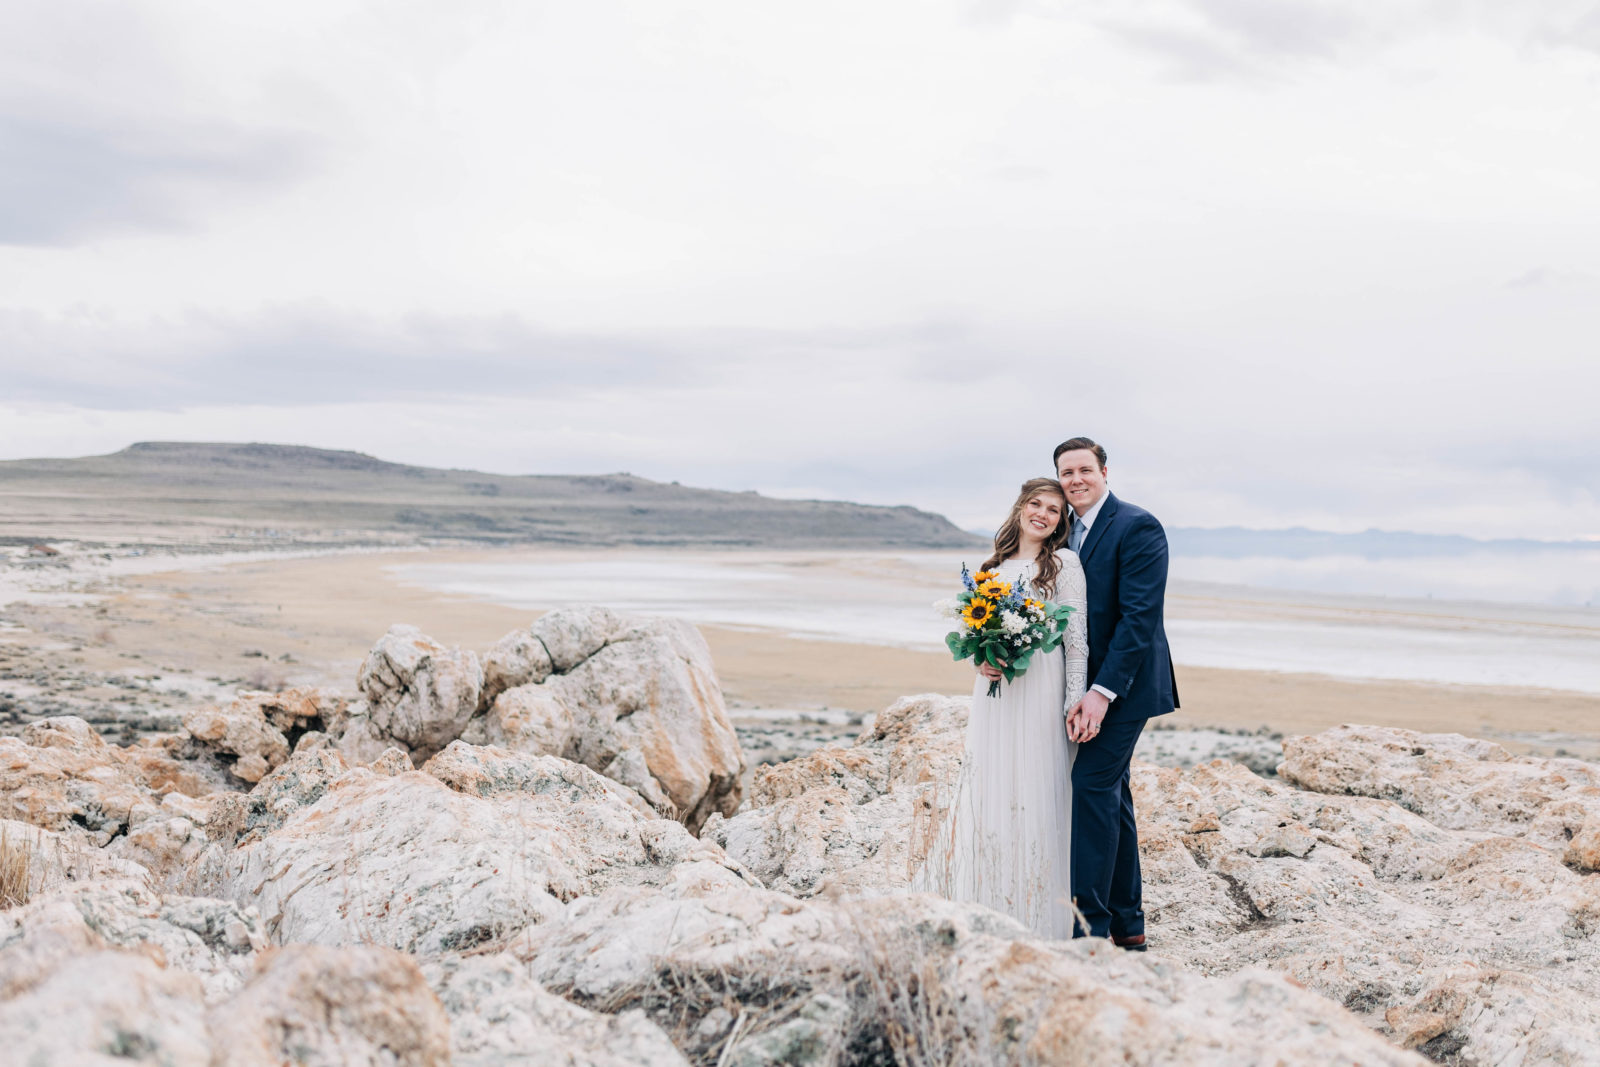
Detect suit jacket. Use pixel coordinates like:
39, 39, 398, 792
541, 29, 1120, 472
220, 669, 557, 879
1076, 492, 1179, 722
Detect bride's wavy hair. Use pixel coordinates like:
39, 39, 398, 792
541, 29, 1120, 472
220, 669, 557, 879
981, 477, 1071, 595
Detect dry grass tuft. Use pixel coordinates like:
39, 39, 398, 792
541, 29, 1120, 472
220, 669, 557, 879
1, 823, 42, 909
0, 819, 78, 911
544, 909, 1001, 1067
583, 956, 817, 1066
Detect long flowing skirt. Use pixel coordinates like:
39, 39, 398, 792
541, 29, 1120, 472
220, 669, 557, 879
913, 652, 1076, 939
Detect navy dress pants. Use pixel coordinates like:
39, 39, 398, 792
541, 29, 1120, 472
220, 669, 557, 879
1070, 712, 1148, 939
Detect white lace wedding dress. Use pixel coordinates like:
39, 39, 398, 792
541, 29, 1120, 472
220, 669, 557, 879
913, 550, 1089, 939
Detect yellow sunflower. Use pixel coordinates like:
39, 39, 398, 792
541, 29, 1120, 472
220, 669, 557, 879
962, 597, 994, 628
976, 578, 1011, 598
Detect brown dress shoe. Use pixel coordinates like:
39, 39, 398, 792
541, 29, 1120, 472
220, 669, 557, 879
1112, 934, 1147, 952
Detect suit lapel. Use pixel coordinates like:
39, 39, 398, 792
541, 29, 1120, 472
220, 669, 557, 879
1078, 493, 1118, 564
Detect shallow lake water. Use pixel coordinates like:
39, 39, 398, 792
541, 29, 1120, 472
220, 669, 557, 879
389, 547, 1600, 694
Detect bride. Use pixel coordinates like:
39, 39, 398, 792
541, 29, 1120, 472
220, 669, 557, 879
913, 477, 1090, 939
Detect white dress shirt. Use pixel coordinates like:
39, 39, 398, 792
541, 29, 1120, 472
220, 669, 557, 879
1070, 493, 1119, 704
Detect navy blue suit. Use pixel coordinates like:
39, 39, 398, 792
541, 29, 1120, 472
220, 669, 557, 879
1070, 492, 1178, 939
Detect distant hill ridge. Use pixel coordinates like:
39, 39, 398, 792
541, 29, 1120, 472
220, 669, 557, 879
118, 441, 416, 474
0, 441, 985, 549
1168, 525, 1597, 558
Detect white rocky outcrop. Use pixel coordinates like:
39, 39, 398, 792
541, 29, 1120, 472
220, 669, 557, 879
466, 681, 575, 760
479, 624, 556, 707
0, 716, 200, 844
425, 952, 688, 1067
181, 687, 351, 784
9, 616, 1600, 1065
205, 741, 752, 955
0, 878, 264, 1001
213, 943, 452, 1066
351, 609, 745, 830
511, 869, 1426, 1066
357, 624, 484, 761
0, 879, 449, 1065
711, 706, 1600, 1065
0, 948, 213, 1064
479, 609, 746, 831
1279, 723, 1600, 870
703, 693, 966, 896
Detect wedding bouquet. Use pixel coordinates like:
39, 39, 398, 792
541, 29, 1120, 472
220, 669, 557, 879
937, 564, 1077, 697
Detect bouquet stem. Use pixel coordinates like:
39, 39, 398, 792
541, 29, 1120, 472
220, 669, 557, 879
987, 679, 1001, 698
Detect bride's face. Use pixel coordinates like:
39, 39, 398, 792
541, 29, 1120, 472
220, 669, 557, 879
1020, 493, 1064, 542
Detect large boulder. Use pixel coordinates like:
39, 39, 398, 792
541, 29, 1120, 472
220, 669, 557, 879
210, 743, 752, 956
512, 873, 1426, 1067
479, 625, 556, 707
711, 707, 1600, 1066
548, 614, 744, 833
0, 882, 449, 1066
0, 949, 212, 1064
702, 693, 966, 895
459, 608, 745, 833
0, 879, 265, 1001
463, 682, 575, 761
356, 625, 483, 761
0, 717, 164, 844
182, 687, 350, 785
1135, 748, 1600, 1064
424, 952, 688, 1067
211, 944, 451, 1067
1280, 723, 1600, 870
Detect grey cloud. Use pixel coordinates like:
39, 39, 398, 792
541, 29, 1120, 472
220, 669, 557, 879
1505, 267, 1596, 290
1096, 0, 1367, 83
0, 108, 319, 247
963, 0, 1031, 27
991, 164, 1053, 182
1501, 437, 1600, 497
0, 308, 1016, 411
1096, 1, 1600, 82
0, 308, 706, 409
1534, 3, 1600, 56
1186, 0, 1363, 59
1098, 24, 1264, 82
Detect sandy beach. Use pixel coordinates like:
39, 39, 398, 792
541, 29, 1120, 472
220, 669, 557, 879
4, 545, 1594, 759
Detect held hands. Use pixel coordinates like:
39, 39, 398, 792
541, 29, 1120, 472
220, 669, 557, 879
976, 657, 1007, 682
1066, 689, 1110, 743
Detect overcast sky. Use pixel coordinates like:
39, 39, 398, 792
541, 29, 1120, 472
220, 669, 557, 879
3, 0, 1598, 537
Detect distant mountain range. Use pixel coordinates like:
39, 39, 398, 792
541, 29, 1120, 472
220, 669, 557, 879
1167, 526, 1596, 559
960, 524, 1597, 558
0, 442, 985, 549
7, 443, 1590, 556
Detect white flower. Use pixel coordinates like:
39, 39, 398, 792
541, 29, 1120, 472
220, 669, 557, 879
1000, 610, 1026, 634
933, 598, 962, 619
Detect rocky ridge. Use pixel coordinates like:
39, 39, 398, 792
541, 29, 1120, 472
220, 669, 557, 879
708, 699, 1600, 1065
0, 603, 1591, 1064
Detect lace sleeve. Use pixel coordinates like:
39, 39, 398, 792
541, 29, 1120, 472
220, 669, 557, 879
1057, 551, 1090, 714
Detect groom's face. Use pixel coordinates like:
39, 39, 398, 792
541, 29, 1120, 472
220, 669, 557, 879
1056, 449, 1107, 516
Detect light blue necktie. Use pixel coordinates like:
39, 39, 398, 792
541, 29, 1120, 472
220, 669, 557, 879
1069, 519, 1085, 555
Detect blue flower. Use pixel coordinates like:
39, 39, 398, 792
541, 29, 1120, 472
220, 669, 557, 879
961, 563, 976, 593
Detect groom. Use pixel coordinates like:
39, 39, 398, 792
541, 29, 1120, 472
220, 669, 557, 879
1056, 437, 1178, 949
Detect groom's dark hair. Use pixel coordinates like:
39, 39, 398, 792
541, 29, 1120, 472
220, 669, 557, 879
1053, 437, 1107, 470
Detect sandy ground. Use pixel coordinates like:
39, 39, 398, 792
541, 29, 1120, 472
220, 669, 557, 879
2, 546, 1597, 759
